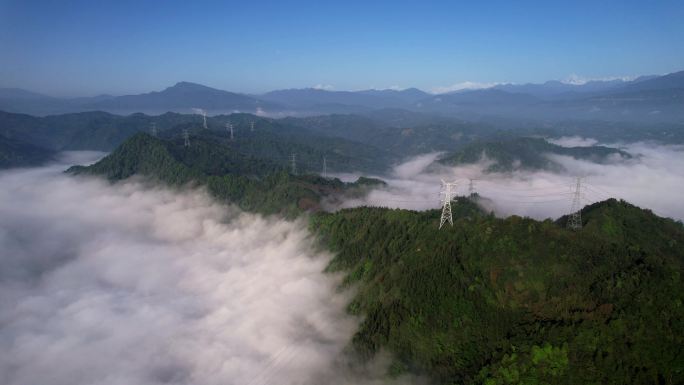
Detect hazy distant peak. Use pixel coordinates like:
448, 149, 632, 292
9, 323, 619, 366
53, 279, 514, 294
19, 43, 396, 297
166, 81, 218, 92
0, 88, 54, 100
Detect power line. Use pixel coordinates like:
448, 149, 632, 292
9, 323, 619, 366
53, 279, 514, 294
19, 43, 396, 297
477, 180, 571, 191
475, 190, 574, 198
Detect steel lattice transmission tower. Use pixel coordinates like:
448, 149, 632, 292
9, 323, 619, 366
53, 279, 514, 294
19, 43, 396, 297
468, 178, 476, 196
183, 129, 190, 147
568, 177, 583, 230
151, 122, 157, 137
290, 153, 297, 175
250, 121, 255, 132
322, 156, 327, 178
226, 122, 234, 140
439, 179, 458, 229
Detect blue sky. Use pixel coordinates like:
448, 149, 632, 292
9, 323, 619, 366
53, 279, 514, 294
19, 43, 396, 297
1, 0, 683, 96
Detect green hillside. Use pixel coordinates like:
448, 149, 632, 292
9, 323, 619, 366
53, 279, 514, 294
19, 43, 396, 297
312, 199, 684, 384
0, 133, 55, 168
440, 137, 631, 172
162, 115, 393, 174
68, 133, 384, 217
283, 113, 498, 156
0, 110, 394, 173
66, 130, 684, 384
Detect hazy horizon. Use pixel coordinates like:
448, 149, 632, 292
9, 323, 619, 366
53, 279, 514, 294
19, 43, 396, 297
2, 72, 673, 99
2, 0, 683, 97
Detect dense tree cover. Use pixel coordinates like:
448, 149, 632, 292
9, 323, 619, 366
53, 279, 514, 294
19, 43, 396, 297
282, 114, 501, 156
439, 137, 631, 172
68, 133, 385, 217
0, 110, 192, 151
0, 133, 55, 168
167, 114, 393, 174
0, 110, 393, 173
68, 131, 684, 384
311, 198, 684, 384
4, 108, 683, 175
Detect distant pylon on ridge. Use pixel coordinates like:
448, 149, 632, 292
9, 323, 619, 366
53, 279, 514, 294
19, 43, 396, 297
322, 156, 327, 178
151, 122, 157, 137
291, 153, 297, 175
183, 129, 190, 147
468, 178, 476, 196
227, 122, 234, 140
250, 121, 255, 132
568, 176, 583, 230
439, 179, 458, 229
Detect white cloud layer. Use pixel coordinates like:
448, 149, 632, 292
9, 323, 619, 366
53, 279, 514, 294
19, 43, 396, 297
430, 81, 499, 94
546, 136, 599, 147
562, 73, 636, 85
0, 158, 420, 385
312, 84, 334, 90
331, 141, 684, 222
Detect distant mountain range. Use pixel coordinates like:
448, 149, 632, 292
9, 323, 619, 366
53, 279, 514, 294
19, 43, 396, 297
439, 136, 631, 172
1, 70, 682, 122
0, 132, 55, 168
259, 87, 430, 111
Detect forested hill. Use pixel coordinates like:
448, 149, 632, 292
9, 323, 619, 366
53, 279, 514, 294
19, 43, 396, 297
0, 133, 55, 168
440, 137, 631, 172
68, 133, 385, 217
67, 130, 684, 384
0, 110, 395, 173
312, 198, 684, 384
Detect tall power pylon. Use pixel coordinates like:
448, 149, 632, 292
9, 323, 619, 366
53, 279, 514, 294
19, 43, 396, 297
151, 122, 157, 137
226, 122, 234, 140
250, 121, 255, 132
290, 153, 297, 175
468, 178, 476, 196
440, 179, 458, 229
568, 177, 583, 230
183, 129, 190, 147
322, 156, 327, 178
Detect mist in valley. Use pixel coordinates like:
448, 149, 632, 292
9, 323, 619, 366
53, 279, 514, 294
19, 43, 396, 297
0, 155, 423, 385
331, 138, 684, 222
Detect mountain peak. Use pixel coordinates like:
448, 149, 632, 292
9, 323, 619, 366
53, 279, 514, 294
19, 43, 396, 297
168, 81, 214, 91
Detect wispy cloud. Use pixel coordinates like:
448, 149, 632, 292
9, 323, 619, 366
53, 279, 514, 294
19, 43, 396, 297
562, 73, 636, 85
330, 141, 684, 222
312, 84, 334, 90
0, 159, 425, 385
430, 81, 499, 94
385, 85, 404, 91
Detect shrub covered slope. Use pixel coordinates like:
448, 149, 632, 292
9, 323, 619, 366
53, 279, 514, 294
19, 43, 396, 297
68, 132, 384, 217
70, 132, 683, 384
312, 198, 684, 384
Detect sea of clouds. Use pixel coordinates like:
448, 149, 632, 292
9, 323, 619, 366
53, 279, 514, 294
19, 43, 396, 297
0, 153, 420, 385
331, 138, 684, 222
2, 137, 681, 384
